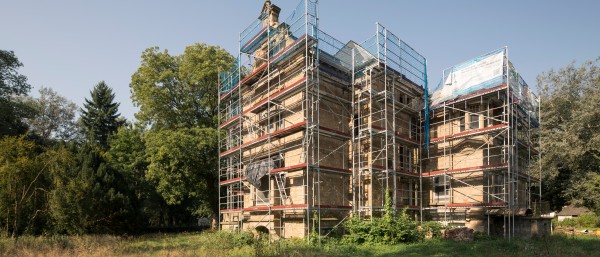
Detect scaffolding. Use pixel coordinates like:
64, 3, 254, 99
351, 24, 426, 218
422, 48, 541, 238
218, 0, 353, 239
218, 0, 427, 240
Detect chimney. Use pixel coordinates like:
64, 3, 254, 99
261, 0, 281, 27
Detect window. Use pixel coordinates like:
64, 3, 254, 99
277, 114, 283, 131
468, 104, 480, 130
252, 154, 283, 206
492, 174, 503, 200
399, 146, 405, 169
469, 113, 479, 130
433, 176, 450, 202
268, 112, 282, 133
268, 118, 276, 133
272, 153, 284, 169
255, 176, 270, 205
459, 116, 465, 132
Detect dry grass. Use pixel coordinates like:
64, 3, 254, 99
0, 233, 215, 257
2, 232, 600, 257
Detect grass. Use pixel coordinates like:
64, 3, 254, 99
1, 231, 600, 257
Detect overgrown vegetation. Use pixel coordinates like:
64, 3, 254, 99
1, 231, 600, 257
341, 192, 426, 245
555, 213, 600, 228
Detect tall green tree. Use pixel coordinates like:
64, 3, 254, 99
539, 57, 600, 211
130, 43, 234, 129
80, 81, 124, 147
129, 43, 233, 224
24, 87, 80, 141
0, 50, 34, 136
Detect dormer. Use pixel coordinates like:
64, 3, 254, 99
261, 0, 281, 27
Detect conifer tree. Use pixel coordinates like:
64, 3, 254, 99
81, 81, 124, 147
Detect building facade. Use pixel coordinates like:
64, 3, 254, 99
218, 0, 541, 239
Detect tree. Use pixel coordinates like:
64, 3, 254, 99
49, 143, 139, 234
0, 50, 30, 98
538, 57, 600, 211
105, 124, 152, 225
106, 124, 148, 182
0, 136, 73, 236
130, 43, 234, 129
80, 81, 124, 147
24, 87, 80, 141
144, 128, 219, 219
0, 50, 33, 137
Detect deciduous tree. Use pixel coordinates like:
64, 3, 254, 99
130, 44, 234, 129
0, 50, 33, 136
0, 136, 73, 236
144, 128, 219, 218
24, 87, 80, 141
539, 57, 600, 211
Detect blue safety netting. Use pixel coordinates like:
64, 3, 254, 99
218, 58, 240, 96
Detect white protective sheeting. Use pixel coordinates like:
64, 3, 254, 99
431, 49, 506, 106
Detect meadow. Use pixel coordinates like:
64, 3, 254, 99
1, 231, 599, 257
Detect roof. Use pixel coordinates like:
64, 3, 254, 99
557, 205, 590, 216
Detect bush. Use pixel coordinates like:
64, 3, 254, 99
342, 192, 422, 245
207, 230, 254, 248
473, 231, 492, 241
421, 221, 444, 239
556, 213, 600, 228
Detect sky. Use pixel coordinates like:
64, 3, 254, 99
2, 0, 599, 121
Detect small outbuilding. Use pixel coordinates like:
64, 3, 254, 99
556, 205, 590, 222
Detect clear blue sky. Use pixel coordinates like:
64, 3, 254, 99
3, 0, 599, 120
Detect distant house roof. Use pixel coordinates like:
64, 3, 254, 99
557, 205, 590, 216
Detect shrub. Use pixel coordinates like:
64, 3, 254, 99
556, 212, 600, 228
208, 230, 254, 248
342, 192, 423, 245
421, 221, 445, 239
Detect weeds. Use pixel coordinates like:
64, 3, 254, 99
2, 231, 600, 257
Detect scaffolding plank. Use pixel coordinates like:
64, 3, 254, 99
371, 125, 420, 145
219, 82, 240, 101
243, 76, 307, 114
219, 176, 245, 186
219, 114, 241, 128
429, 123, 507, 144
219, 121, 307, 157
422, 163, 509, 177
446, 202, 507, 208
431, 84, 508, 109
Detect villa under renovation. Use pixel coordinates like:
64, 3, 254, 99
218, 0, 546, 240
